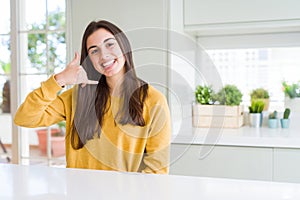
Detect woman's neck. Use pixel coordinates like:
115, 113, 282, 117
106, 69, 125, 95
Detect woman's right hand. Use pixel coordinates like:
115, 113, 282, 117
54, 52, 98, 87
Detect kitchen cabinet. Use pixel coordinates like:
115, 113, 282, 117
170, 126, 300, 183
170, 144, 300, 183
170, 144, 273, 181
183, 0, 300, 35
273, 148, 300, 183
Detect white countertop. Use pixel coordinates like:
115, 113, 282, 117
172, 126, 300, 148
1, 164, 300, 200
171, 111, 300, 149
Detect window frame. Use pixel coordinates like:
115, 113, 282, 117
10, 0, 69, 165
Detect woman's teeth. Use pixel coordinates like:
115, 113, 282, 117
102, 60, 115, 68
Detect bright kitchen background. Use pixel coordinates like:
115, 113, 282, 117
1, 0, 300, 166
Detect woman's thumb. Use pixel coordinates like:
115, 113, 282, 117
71, 52, 80, 65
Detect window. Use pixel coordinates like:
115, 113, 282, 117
19, 0, 66, 101
206, 47, 300, 111
10, 0, 67, 165
0, 0, 11, 163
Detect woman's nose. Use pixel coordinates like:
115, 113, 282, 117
99, 46, 111, 60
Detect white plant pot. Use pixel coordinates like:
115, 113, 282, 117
249, 113, 262, 128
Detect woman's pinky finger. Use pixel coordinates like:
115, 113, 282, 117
87, 80, 99, 85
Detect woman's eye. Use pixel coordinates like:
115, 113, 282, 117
106, 42, 115, 48
90, 49, 99, 55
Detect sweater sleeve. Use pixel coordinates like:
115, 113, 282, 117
142, 93, 171, 174
14, 75, 69, 128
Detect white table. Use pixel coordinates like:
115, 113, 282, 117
1, 164, 300, 200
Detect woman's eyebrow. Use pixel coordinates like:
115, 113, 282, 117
87, 38, 116, 51
87, 45, 97, 51
103, 37, 115, 43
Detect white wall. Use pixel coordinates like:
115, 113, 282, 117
70, 0, 169, 96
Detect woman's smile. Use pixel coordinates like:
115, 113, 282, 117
101, 59, 116, 72
102, 59, 115, 68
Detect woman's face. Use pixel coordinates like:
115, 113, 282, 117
86, 28, 125, 77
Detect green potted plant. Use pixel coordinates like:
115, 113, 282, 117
193, 84, 244, 128
280, 108, 291, 129
282, 81, 300, 98
36, 121, 66, 157
250, 88, 270, 111
213, 84, 243, 106
248, 99, 265, 127
282, 81, 300, 113
193, 85, 214, 127
268, 110, 278, 128
195, 85, 214, 105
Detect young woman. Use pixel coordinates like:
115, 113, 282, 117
14, 20, 171, 174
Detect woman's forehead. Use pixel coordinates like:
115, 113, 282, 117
87, 28, 115, 46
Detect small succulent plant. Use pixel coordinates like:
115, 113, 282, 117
283, 108, 291, 119
268, 110, 278, 119
248, 100, 265, 113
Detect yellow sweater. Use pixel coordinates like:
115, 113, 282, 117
14, 76, 171, 174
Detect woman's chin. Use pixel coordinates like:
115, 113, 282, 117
105, 66, 124, 77
103, 70, 116, 77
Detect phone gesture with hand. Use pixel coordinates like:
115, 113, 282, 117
55, 52, 98, 87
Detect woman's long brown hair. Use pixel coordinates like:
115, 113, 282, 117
70, 20, 148, 149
